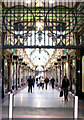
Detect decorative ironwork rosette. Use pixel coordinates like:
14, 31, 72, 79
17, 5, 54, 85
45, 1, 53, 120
45, 5, 77, 40
3, 5, 35, 39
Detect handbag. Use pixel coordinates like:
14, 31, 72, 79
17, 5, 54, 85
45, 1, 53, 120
59, 90, 63, 97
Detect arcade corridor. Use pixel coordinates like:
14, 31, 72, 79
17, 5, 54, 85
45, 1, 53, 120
0, 0, 84, 119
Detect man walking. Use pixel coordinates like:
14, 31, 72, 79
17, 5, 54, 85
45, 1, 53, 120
51, 78, 55, 89
44, 77, 49, 90
27, 76, 34, 93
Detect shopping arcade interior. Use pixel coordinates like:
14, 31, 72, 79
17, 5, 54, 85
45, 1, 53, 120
0, 0, 84, 98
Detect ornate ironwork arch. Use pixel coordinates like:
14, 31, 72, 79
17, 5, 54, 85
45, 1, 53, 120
2, 3, 84, 49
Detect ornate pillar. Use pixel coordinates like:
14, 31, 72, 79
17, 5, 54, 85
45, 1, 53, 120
16, 60, 18, 90
56, 65, 57, 85
8, 58, 12, 92
13, 55, 18, 90
58, 64, 61, 87
27, 68, 29, 79
12, 61, 14, 90
61, 62, 64, 84
18, 58, 23, 87
23, 66, 25, 85
19, 64, 21, 87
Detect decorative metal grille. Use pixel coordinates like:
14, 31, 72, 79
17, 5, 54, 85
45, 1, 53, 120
2, 1, 84, 49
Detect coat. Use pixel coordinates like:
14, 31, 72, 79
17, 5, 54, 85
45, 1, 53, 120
61, 79, 69, 89
27, 78, 34, 86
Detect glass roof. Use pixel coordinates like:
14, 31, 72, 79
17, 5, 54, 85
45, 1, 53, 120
25, 48, 54, 66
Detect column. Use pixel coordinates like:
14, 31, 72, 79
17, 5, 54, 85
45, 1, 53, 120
28, 69, 29, 79
67, 62, 69, 79
61, 62, 64, 84
58, 65, 61, 87
16, 59, 18, 90
2, 58, 4, 98
8, 59, 12, 92
55, 66, 58, 85
12, 62, 14, 90
19, 64, 21, 87
23, 67, 25, 85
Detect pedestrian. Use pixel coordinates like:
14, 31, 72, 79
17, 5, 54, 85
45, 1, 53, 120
27, 76, 33, 93
36, 77, 38, 84
33, 76, 35, 88
61, 76, 70, 101
44, 77, 49, 90
37, 77, 41, 88
40, 77, 44, 89
51, 78, 55, 89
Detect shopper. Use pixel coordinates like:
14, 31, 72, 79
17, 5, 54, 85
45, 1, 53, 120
61, 76, 70, 101
36, 77, 38, 84
33, 76, 35, 88
27, 76, 33, 93
51, 78, 55, 89
40, 77, 44, 89
37, 77, 41, 88
44, 77, 49, 90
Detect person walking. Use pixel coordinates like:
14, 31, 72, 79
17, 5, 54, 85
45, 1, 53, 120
36, 77, 38, 84
33, 76, 35, 88
37, 77, 41, 88
40, 77, 44, 89
51, 78, 55, 89
27, 76, 33, 93
61, 76, 70, 101
44, 77, 49, 90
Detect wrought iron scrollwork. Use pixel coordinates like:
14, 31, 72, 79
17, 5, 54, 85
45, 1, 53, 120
3, 5, 35, 38
45, 5, 77, 46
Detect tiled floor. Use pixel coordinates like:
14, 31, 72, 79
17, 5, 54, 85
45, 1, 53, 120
2, 84, 84, 119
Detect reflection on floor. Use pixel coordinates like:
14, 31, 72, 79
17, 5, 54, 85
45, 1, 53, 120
2, 84, 84, 118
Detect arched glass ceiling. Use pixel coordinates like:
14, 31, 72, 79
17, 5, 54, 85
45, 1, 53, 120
25, 48, 54, 66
